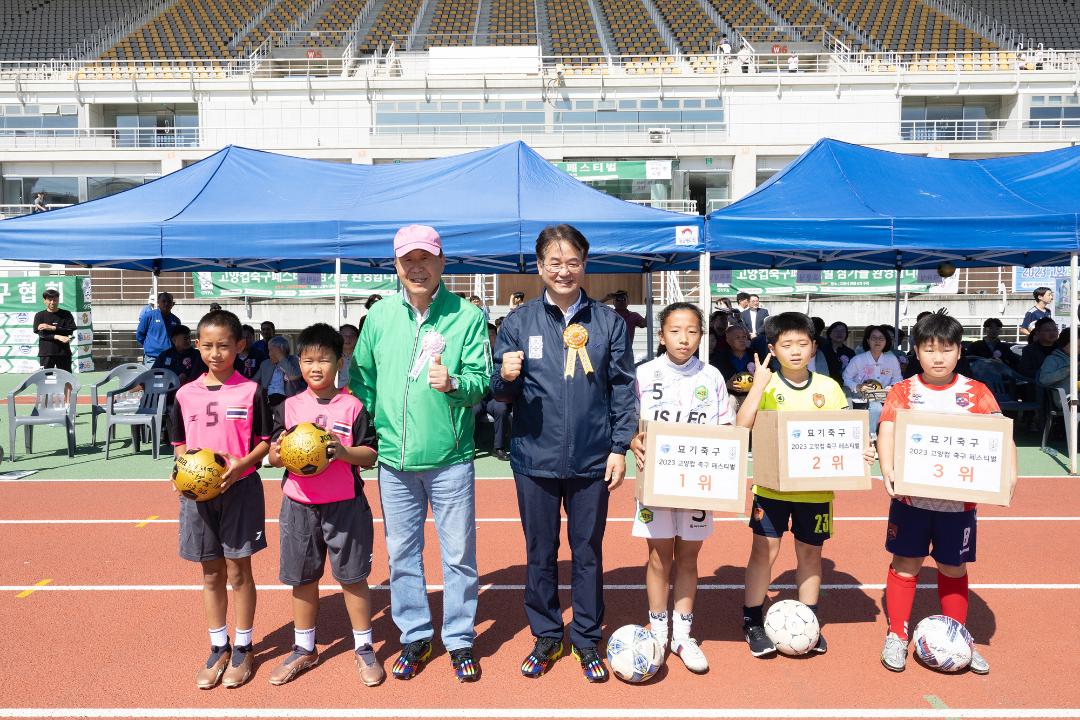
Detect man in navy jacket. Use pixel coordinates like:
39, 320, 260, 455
491, 224, 636, 683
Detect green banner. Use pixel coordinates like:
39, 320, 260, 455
193, 271, 397, 299
554, 160, 672, 181
0, 276, 93, 373
711, 269, 958, 296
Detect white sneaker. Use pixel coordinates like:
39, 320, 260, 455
671, 637, 708, 673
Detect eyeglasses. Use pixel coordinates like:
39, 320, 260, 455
543, 260, 584, 274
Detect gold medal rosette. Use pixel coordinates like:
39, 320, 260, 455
563, 323, 594, 377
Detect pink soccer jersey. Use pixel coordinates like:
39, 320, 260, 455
275, 389, 377, 505
170, 372, 272, 479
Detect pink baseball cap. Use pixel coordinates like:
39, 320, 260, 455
394, 224, 442, 257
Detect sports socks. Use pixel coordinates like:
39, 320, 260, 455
648, 611, 669, 645
885, 567, 918, 640
295, 627, 316, 653
353, 628, 376, 664
672, 612, 693, 642
742, 604, 764, 627
234, 627, 253, 648
937, 572, 969, 624
209, 625, 229, 648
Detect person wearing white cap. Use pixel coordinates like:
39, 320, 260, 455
350, 224, 490, 683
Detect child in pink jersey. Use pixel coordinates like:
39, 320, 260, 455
169, 309, 272, 690
267, 323, 384, 687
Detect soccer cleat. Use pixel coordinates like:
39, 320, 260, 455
391, 639, 432, 680
671, 637, 708, 674
810, 631, 828, 654
196, 644, 231, 689
743, 621, 776, 658
355, 646, 386, 687
268, 646, 319, 686
222, 644, 254, 688
449, 646, 481, 682
969, 647, 990, 675
571, 645, 609, 683
880, 632, 909, 672
520, 636, 565, 678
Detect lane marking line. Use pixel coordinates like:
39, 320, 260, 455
924, 695, 960, 720
0, 708, 1077, 718
2, 582, 1078, 593
14, 579, 51, 598
1, 516, 1077, 525
134, 515, 158, 528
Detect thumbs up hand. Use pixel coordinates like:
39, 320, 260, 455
428, 353, 454, 393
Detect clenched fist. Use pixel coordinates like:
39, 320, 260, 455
501, 351, 525, 382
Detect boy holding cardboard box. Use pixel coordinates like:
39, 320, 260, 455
877, 311, 1017, 675
736, 312, 868, 657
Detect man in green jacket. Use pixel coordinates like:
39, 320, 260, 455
350, 225, 490, 683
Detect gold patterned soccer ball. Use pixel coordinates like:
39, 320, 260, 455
279, 422, 334, 477
863, 379, 883, 391
172, 448, 227, 501
732, 371, 754, 393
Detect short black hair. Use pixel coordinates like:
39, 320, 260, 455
911, 310, 963, 348
658, 302, 703, 330
241, 324, 255, 336
765, 312, 816, 345
208, 302, 222, 311
983, 317, 1003, 329
197, 309, 242, 342
916, 310, 933, 322
826, 321, 848, 338
296, 322, 343, 360
364, 294, 383, 309
861, 325, 894, 352
169, 324, 191, 340
1034, 286, 1052, 300
338, 323, 359, 336
42, 288, 59, 300
511, 291, 525, 300
535, 224, 589, 261
811, 316, 825, 335
1056, 327, 1072, 350
260, 320, 275, 329
157, 292, 174, 303
1033, 316, 1058, 333
735, 292, 750, 303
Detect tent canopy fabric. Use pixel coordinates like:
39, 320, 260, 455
0, 142, 703, 274
706, 138, 1080, 270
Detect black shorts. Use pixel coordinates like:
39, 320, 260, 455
885, 498, 977, 566
278, 492, 374, 586
748, 493, 833, 546
41, 355, 72, 373
178, 472, 267, 562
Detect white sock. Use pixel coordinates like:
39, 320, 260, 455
353, 628, 375, 663
209, 625, 228, 648
234, 627, 253, 648
673, 612, 693, 642
648, 611, 669, 644
295, 627, 316, 653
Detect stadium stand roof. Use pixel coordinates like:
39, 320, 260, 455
0, 142, 702, 273
706, 138, 1080, 270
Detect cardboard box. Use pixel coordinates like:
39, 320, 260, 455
637, 420, 750, 513
892, 409, 1014, 506
752, 410, 872, 492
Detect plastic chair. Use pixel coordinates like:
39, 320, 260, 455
103, 369, 180, 460
1041, 387, 1073, 452
7, 369, 81, 461
89, 363, 145, 445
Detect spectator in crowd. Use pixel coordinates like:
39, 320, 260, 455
740, 294, 769, 340
720, 37, 732, 56
1020, 287, 1053, 337
716, 297, 734, 312
811, 316, 826, 343
735, 292, 751, 312
604, 290, 647, 347
255, 335, 304, 407
475, 323, 511, 461
844, 325, 903, 434
357, 294, 383, 334
708, 309, 731, 362
508, 292, 526, 313
1019, 316, 1059, 380
820, 321, 856, 385
136, 292, 181, 368
469, 295, 491, 322
251, 321, 275, 357
787, 55, 799, 73
33, 287, 75, 373
31, 192, 48, 213
234, 324, 267, 380
337, 323, 359, 389
208, 303, 222, 312
1038, 328, 1074, 409
737, 45, 753, 73
714, 325, 754, 402
153, 324, 205, 386
965, 318, 1017, 368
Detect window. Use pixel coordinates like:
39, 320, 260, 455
756, 156, 795, 187
87, 176, 149, 201
900, 97, 1001, 140
1028, 95, 1080, 128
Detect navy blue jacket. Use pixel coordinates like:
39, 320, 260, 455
491, 292, 637, 480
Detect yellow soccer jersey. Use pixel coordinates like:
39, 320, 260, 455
752, 370, 849, 504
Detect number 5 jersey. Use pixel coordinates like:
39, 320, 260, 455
636, 354, 735, 427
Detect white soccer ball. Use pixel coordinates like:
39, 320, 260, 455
606, 624, 664, 683
912, 615, 973, 672
764, 600, 821, 656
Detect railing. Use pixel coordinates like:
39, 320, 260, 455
900, 119, 1004, 142
0, 204, 73, 219
628, 199, 698, 214
232, 0, 282, 51
369, 122, 727, 147
63, 0, 178, 61
920, 0, 1023, 51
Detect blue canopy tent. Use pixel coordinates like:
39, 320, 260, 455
0, 141, 703, 275
705, 138, 1080, 472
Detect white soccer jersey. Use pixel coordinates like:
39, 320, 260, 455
632, 355, 735, 540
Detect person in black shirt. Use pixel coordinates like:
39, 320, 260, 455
820, 321, 856, 385
233, 324, 267, 380
153, 324, 206, 385
965, 318, 1018, 369
33, 288, 76, 372
1018, 316, 1059, 380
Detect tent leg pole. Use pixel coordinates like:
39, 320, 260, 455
699, 252, 711, 361
151, 271, 158, 303
335, 257, 342, 323
1070, 253, 1077, 475
893, 266, 902, 345
645, 271, 655, 361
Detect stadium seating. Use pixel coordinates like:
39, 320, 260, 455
426, 0, 481, 47
764, 0, 857, 46
104, 0, 265, 59
830, 0, 993, 51
358, 0, 425, 53
595, 0, 665, 56
962, 0, 1080, 50
309, 0, 373, 47
704, 0, 784, 43
486, 0, 536, 45
652, 0, 723, 55
545, 0, 604, 57
0, 0, 148, 61
239, 0, 312, 53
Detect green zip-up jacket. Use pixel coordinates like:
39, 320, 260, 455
350, 284, 491, 471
